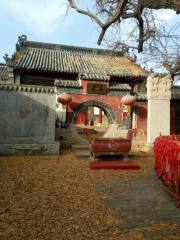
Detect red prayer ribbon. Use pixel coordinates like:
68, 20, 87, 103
153, 134, 180, 187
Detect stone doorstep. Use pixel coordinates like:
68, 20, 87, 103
73, 150, 90, 159
71, 144, 89, 151
76, 128, 96, 134
129, 152, 154, 157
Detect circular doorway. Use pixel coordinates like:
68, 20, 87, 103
69, 100, 118, 143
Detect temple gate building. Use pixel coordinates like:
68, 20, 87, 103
0, 35, 180, 155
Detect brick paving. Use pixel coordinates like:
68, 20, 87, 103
91, 165, 180, 238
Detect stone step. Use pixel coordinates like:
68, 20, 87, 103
75, 128, 96, 134
71, 144, 89, 151
73, 150, 91, 159
71, 144, 90, 159
129, 152, 154, 157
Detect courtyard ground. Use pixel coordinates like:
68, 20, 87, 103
0, 150, 180, 240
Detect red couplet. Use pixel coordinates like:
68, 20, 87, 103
89, 161, 140, 170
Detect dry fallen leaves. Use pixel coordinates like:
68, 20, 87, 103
0, 150, 179, 240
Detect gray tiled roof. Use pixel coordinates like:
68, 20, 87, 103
135, 93, 147, 101
172, 86, 180, 94
109, 83, 131, 91
6, 39, 147, 79
78, 73, 110, 81
0, 64, 9, 80
135, 92, 180, 101
55, 80, 81, 88
0, 83, 54, 93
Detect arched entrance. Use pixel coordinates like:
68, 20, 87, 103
69, 100, 118, 143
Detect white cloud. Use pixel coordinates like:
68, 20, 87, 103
1, 0, 67, 35
158, 9, 177, 21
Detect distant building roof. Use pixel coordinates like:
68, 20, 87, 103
0, 63, 9, 80
172, 86, 180, 94
4, 35, 147, 80
55, 79, 81, 88
109, 83, 131, 91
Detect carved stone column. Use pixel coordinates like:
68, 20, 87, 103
147, 73, 172, 145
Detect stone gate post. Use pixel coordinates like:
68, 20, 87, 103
147, 73, 172, 146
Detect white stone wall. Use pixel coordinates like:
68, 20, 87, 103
94, 107, 104, 115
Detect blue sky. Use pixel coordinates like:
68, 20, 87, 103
0, 0, 179, 84
0, 0, 102, 62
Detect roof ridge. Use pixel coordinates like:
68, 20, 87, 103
25, 47, 128, 60
24, 40, 125, 57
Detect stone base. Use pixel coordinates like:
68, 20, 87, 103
145, 143, 154, 151
89, 161, 140, 170
0, 142, 60, 156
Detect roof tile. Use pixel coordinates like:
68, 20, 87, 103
8, 42, 147, 79
0, 64, 9, 80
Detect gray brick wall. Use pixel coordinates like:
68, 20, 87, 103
0, 87, 56, 143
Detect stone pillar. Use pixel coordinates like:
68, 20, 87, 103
97, 109, 102, 126
84, 107, 88, 125
147, 73, 172, 146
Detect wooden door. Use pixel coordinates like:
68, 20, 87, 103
170, 105, 176, 135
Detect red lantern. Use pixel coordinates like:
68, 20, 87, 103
121, 94, 136, 105
57, 93, 72, 104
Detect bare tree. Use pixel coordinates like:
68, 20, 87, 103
65, 0, 180, 83
140, 22, 180, 83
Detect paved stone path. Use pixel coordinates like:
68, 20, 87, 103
91, 165, 180, 238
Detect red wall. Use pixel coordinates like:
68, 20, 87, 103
67, 94, 121, 124
170, 105, 176, 134
137, 104, 148, 135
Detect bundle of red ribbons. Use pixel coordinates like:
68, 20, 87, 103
153, 134, 180, 184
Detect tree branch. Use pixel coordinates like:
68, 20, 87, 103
67, 0, 104, 27
68, 0, 128, 45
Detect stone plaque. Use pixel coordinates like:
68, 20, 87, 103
87, 83, 107, 95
